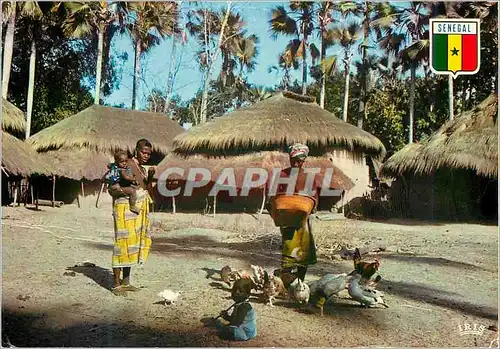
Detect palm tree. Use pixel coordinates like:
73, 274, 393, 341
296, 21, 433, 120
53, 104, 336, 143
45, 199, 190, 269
21, 1, 43, 139
376, 54, 403, 90
186, 2, 234, 123
268, 50, 299, 91
163, 2, 187, 115
217, 11, 246, 88
61, 1, 117, 105
126, 2, 179, 110
373, 2, 430, 143
331, 22, 362, 122
247, 86, 272, 104
351, 1, 392, 128
316, 1, 335, 108
269, 2, 319, 95
2, 1, 17, 99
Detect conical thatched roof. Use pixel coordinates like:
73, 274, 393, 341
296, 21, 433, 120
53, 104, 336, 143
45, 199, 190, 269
27, 104, 184, 154
173, 91, 386, 159
2, 98, 25, 133
382, 94, 498, 178
155, 151, 355, 191
2, 131, 53, 177
40, 148, 112, 181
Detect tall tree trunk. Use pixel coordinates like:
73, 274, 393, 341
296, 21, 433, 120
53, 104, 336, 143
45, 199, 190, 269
461, 83, 468, 112
408, 62, 416, 143
448, 74, 454, 120
301, 32, 307, 95
357, 0, 369, 129
2, 5, 16, 99
163, 36, 178, 115
342, 52, 350, 122
320, 32, 326, 108
200, 1, 232, 124
26, 38, 36, 139
132, 40, 141, 110
94, 26, 105, 105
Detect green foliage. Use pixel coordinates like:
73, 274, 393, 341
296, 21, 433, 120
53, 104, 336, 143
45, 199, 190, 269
364, 89, 405, 157
7, 9, 94, 135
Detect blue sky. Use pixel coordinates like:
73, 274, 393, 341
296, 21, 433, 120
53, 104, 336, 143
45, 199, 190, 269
104, 1, 411, 109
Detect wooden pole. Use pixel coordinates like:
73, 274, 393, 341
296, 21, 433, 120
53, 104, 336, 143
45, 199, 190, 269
341, 190, 345, 214
52, 175, 56, 208
12, 181, 18, 207
259, 187, 266, 215
23, 178, 28, 207
213, 194, 216, 217
30, 182, 34, 205
172, 195, 176, 214
96, 182, 105, 208
35, 185, 39, 210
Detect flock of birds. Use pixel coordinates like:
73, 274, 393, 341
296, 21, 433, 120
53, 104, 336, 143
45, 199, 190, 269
217, 248, 388, 316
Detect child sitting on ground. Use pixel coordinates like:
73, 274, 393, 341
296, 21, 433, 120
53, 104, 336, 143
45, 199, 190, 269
103, 150, 140, 214
216, 278, 257, 341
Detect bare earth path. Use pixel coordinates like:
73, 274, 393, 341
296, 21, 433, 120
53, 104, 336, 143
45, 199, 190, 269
1, 204, 498, 347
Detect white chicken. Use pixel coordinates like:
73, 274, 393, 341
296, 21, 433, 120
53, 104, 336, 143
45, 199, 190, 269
288, 277, 310, 305
307, 273, 352, 315
157, 289, 181, 306
347, 273, 388, 308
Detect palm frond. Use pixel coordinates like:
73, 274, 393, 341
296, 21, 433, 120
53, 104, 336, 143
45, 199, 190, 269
269, 6, 297, 39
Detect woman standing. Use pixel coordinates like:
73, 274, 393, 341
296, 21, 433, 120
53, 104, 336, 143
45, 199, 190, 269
111, 139, 156, 296
272, 143, 321, 285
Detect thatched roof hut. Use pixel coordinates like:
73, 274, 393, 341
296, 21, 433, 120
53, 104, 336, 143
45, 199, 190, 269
28, 104, 184, 154
382, 94, 498, 178
1, 100, 52, 177
2, 131, 53, 177
2, 98, 25, 134
39, 148, 112, 181
173, 91, 386, 159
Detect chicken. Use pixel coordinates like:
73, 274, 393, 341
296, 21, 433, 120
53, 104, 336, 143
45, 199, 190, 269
220, 265, 233, 286
308, 273, 352, 316
288, 277, 310, 305
353, 247, 380, 282
273, 268, 297, 290
347, 272, 388, 308
262, 271, 286, 307
158, 289, 181, 306
250, 264, 265, 289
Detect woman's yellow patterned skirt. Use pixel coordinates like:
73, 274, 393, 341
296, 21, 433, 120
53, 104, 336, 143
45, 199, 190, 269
112, 188, 152, 268
280, 218, 317, 269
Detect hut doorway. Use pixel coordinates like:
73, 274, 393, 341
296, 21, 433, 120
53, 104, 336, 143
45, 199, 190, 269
479, 178, 498, 220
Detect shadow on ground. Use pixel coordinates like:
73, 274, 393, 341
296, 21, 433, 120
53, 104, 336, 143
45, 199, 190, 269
381, 253, 495, 273
84, 232, 497, 321
1, 308, 222, 347
66, 264, 114, 291
377, 279, 498, 320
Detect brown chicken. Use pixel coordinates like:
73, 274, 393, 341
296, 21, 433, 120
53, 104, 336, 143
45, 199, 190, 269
220, 265, 233, 286
353, 248, 380, 281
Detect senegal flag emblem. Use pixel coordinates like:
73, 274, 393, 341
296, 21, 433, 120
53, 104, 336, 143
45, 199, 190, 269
429, 19, 481, 78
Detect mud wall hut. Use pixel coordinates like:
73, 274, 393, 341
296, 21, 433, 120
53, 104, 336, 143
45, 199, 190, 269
378, 94, 498, 221
154, 91, 386, 213
27, 104, 184, 206
154, 151, 356, 213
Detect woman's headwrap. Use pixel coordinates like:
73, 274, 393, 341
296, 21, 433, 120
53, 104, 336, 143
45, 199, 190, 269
288, 143, 309, 160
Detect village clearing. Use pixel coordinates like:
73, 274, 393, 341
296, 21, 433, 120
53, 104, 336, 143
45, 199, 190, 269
1, 204, 498, 347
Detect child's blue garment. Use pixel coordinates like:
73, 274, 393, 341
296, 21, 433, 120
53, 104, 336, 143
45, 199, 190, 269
105, 163, 133, 186
216, 301, 256, 341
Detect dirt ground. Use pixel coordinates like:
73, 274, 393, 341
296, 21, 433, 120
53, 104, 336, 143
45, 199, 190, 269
1, 203, 498, 347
